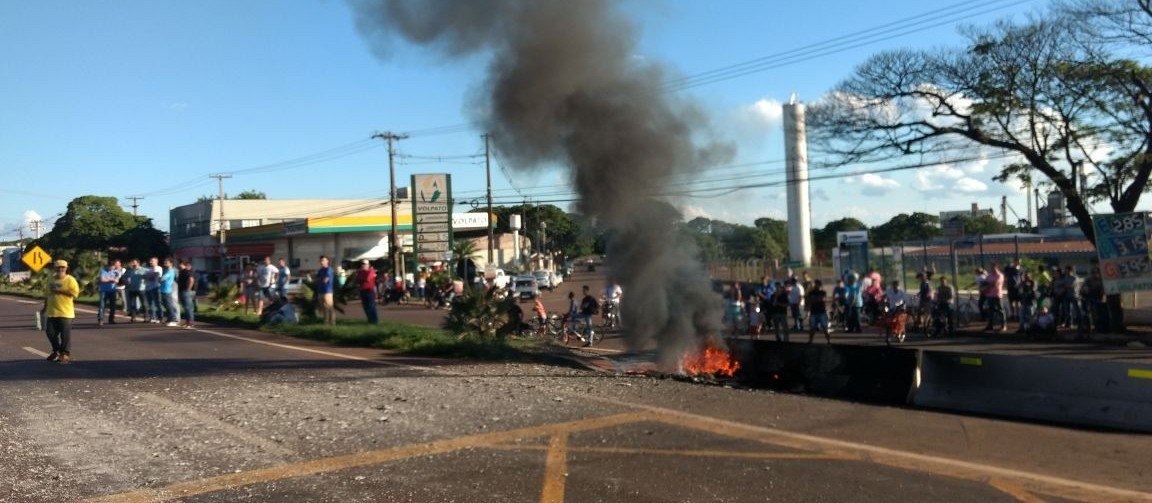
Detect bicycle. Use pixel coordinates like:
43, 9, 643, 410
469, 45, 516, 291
520, 313, 564, 339
955, 293, 980, 327
558, 314, 598, 347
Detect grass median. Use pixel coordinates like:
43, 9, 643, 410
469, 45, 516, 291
1, 287, 543, 361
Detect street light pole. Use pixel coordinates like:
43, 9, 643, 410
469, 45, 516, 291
484, 134, 494, 264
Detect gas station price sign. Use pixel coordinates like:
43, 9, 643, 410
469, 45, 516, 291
1094, 212, 1152, 293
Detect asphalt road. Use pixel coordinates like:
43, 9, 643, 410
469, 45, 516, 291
2, 294, 1151, 502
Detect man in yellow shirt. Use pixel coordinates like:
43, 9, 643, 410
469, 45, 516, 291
45, 259, 79, 363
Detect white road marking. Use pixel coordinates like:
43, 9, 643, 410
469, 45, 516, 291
191, 327, 449, 374
23, 346, 49, 358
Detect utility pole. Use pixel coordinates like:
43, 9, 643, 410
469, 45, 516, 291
126, 195, 144, 216
29, 220, 42, 239
484, 134, 494, 264
210, 174, 232, 274
373, 132, 409, 278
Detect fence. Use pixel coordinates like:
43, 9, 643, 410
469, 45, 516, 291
708, 233, 1152, 310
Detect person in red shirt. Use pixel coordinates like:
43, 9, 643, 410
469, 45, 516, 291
355, 260, 378, 324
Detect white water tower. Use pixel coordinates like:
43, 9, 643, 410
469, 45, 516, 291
783, 95, 813, 267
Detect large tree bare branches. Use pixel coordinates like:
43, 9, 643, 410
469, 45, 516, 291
810, 11, 1152, 246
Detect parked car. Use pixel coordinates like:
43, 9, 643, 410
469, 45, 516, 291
487, 268, 510, 289
284, 277, 309, 297
513, 275, 539, 302
532, 270, 558, 291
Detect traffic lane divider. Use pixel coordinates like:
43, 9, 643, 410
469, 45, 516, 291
914, 351, 1152, 433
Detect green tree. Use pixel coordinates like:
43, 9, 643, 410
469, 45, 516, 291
42, 196, 139, 257
451, 238, 481, 278
809, 12, 1152, 247
489, 204, 596, 263
962, 214, 1015, 235
870, 213, 941, 245
235, 190, 267, 200
813, 217, 868, 251
753, 217, 789, 252
111, 217, 171, 261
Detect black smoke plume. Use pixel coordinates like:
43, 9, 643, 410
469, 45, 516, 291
350, 0, 735, 365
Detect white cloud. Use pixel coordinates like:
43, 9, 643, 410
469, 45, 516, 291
168, 102, 189, 112
23, 210, 41, 227
914, 165, 965, 191
727, 98, 782, 151
954, 178, 988, 192
749, 99, 782, 126
850, 173, 899, 196
958, 156, 989, 175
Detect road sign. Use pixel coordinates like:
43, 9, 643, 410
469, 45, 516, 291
1093, 212, 1152, 294
21, 246, 52, 272
412, 173, 453, 270
782, 260, 804, 268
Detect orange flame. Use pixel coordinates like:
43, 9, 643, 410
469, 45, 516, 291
680, 343, 741, 377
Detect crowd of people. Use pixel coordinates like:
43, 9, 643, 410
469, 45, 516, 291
721, 258, 1113, 344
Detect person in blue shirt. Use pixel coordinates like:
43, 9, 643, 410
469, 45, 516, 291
831, 279, 847, 331
276, 257, 291, 301
97, 259, 123, 325
844, 272, 863, 333
160, 258, 179, 326
123, 259, 147, 323
314, 255, 335, 325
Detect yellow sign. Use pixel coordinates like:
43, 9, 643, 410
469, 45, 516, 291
21, 246, 52, 272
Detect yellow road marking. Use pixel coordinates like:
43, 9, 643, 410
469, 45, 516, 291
1129, 368, 1152, 380
76, 412, 649, 503
490, 443, 852, 461
990, 479, 1048, 503
626, 404, 1152, 503
541, 434, 569, 503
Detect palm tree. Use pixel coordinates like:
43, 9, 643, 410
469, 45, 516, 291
451, 239, 480, 281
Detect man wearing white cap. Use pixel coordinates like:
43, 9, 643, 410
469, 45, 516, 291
45, 259, 79, 363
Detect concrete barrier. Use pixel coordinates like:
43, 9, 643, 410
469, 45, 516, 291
914, 351, 1152, 432
727, 338, 918, 406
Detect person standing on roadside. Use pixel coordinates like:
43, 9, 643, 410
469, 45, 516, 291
160, 258, 179, 326
768, 284, 791, 341
934, 276, 955, 337
806, 280, 830, 344
355, 259, 378, 324
844, 273, 863, 333
123, 259, 146, 323
1017, 273, 1036, 334
315, 255, 336, 325
255, 256, 278, 315
276, 257, 291, 301
44, 260, 79, 363
143, 257, 163, 323
1003, 257, 1023, 319
177, 260, 197, 328
1081, 267, 1107, 335
578, 285, 600, 346
97, 259, 122, 326
983, 263, 1007, 332
787, 277, 805, 331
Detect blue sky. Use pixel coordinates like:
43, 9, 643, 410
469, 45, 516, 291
1, 0, 1072, 240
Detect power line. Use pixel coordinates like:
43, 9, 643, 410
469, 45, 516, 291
662, 0, 1039, 92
